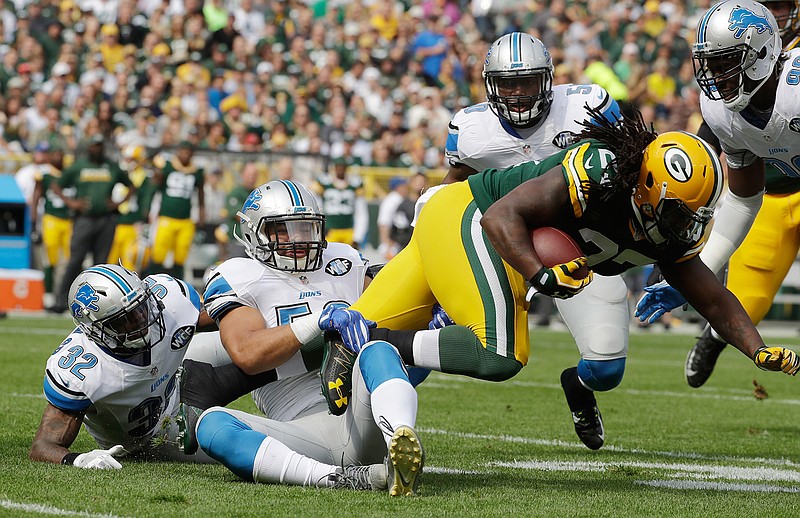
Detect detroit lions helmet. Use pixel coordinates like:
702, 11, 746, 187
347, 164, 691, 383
631, 132, 724, 247
692, 0, 782, 112
760, 0, 800, 38
68, 264, 165, 355
483, 32, 554, 128
234, 180, 326, 273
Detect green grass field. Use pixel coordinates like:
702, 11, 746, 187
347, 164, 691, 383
2, 315, 800, 517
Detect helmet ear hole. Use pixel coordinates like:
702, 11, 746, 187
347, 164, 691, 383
645, 172, 654, 189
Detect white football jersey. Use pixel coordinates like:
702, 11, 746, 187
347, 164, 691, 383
203, 242, 367, 421
701, 48, 800, 174
43, 274, 201, 451
445, 83, 619, 170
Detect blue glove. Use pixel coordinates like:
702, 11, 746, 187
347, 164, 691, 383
634, 280, 686, 324
318, 306, 376, 354
428, 303, 455, 330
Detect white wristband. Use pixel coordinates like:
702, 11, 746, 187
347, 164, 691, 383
290, 314, 322, 345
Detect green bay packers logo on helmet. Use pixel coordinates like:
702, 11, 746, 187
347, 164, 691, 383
632, 131, 723, 246
663, 147, 692, 182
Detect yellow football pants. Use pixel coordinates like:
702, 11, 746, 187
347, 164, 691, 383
351, 181, 531, 365
727, 191, 800, 324
41, 214, 72, 267
152, 216, 195, 266
108, 224, 151, 272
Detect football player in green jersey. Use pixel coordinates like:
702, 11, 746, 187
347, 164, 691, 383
325, 107, 799, 447
150, 140, 205, 279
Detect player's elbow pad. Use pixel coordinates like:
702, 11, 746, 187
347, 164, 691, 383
700, 190, 763, 275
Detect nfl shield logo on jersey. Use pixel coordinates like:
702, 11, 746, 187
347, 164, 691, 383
522, 144, 532, 155
789, 118, 800, 133
325, 258, 353, 276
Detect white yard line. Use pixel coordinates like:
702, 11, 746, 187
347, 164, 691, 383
9, 393, 44, 399
0, 327, 70, 335
422, 373, 800, 405
420, 428, 800, 468
0, 500, 127, 518
494, 459, 800, 482
635, 480, 800, 493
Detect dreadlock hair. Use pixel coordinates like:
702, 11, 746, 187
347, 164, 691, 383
577, 104, 657, 203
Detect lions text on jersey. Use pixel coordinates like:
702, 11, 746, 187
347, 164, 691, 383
202, 242, 367, 421
702, 48, 800, 175
43, 274, 201, 451
445, 84, 620, 170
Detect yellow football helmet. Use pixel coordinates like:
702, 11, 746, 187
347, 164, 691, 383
761, 0, 800, 38
631, 131, 723, 246
121, 144, 146, 172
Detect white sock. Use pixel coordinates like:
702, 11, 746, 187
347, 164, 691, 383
412, 329, 442, 371
252, 436, 338, 487
370, 378, 418, 447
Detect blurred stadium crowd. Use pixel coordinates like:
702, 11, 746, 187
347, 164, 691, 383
3, 0, 720, 308
1, 0, 713, 166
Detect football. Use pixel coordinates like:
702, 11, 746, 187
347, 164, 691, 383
530, 227, 589, 279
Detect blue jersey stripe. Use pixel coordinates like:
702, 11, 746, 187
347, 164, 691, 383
204, 276, 234, 300
445, 132, 458, 153
86, 266, 132, 294
178, 279, 202, 311
44, 377, 91, 412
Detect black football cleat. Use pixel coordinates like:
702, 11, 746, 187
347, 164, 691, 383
320, 331, 357, 416
561, 367, 605, 450
685, 326, 727, 388
570, 406, 605, 450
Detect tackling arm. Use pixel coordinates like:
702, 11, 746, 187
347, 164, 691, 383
218, 306, 304, 375
699, 160, 764, 275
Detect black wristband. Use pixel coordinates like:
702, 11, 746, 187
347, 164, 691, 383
61, 452, 80, 465
529, 266, 548, 289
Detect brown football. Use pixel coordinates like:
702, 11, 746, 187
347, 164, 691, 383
530, 227, 589, 279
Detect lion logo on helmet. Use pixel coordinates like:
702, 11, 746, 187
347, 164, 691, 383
241, 189, 263, 213
71, 283, 100, 318
728, 6, 773, 39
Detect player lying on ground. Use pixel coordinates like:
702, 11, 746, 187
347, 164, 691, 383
29, 264, 217, 468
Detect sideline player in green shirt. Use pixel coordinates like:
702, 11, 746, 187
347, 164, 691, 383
49, 134, 134, 313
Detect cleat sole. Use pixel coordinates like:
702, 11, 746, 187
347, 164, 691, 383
388, 426, 424, 496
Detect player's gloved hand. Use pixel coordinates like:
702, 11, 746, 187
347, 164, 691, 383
318, 306, 376, 354
73, 445, 125, 469
428, 303, 455, 330
634, 280, 687, 324
753, 346, 800, 375
527, 258, 592, 301
30, 229, 42, 244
